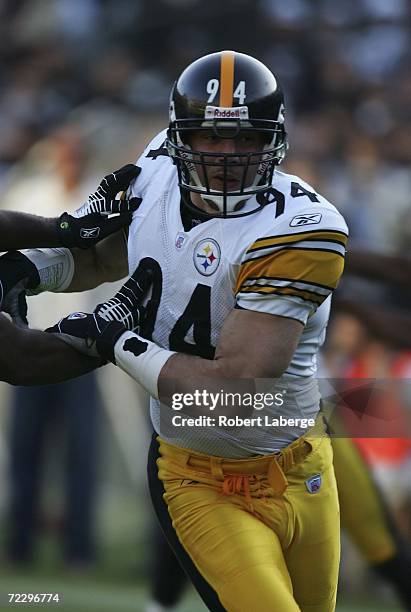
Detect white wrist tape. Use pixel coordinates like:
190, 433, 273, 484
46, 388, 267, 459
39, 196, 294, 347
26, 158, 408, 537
114, 331, 175, 399
23, 248, 75, 293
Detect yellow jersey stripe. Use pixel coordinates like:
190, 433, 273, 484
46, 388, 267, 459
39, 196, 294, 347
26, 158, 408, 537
247, 229, 348, 252
243, 246, 345, 266
236, 248, 345, 294
219, 51, 235, 107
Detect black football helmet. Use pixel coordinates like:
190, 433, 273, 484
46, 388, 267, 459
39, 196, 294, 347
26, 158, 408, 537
167, 50, 288, 218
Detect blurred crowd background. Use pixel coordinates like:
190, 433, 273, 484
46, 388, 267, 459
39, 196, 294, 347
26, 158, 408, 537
0, 0, 411, 610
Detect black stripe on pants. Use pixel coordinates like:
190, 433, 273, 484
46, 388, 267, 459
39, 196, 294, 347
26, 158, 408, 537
147, 433, 226, 612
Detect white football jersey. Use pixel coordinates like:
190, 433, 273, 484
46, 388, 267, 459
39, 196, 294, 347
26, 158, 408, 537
127, 130, 348, 456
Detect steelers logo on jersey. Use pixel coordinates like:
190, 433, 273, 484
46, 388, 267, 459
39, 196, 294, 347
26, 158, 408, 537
194, 238, 221, 276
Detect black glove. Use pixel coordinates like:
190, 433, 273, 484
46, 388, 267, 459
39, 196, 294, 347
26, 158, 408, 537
73, 164, 142, 216
57, 164, 142, 249
46, 312, 127, 363
94, 265, 156, 333
0, 251, 40, 326
57, 210, 133, 250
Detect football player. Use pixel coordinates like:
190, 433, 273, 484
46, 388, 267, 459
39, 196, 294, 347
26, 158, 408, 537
0, 51, 348, 612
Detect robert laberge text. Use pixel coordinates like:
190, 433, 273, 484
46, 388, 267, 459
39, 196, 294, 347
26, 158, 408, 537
172, 415, 315, 428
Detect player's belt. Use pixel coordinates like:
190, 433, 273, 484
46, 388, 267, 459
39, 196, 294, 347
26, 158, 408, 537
158, 437, 312, 495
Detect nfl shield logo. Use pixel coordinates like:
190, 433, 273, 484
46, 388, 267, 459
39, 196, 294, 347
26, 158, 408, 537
305, 474, 322, 494
175, 233, 186, 250
67, 312, 88, 320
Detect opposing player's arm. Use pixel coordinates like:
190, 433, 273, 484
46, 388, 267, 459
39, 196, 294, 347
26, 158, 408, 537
0, 212, 60, 250
0, 226, 128, 326
0, 314, 100, 386
66, 229, 128, 291
0, 164, 140, 253
0, 165, 140, 322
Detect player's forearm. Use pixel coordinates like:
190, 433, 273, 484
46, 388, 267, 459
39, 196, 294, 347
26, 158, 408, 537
113, 333, 266, 398
345, 250, 411, 288
19, 230, 127, 296
0, 316, 100, 385
158, 350, 267, 382
0, 212, 60, 251
114, 312, 300, 399
67, 230, 128, 291
20, 245, 112, 296
46, 308, 302, 399
113, 337, 253, 410
156, 348, 287, 403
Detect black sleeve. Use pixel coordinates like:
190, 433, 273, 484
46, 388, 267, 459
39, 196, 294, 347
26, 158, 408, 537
0, 211, 59, 251
0, 314, 101, 385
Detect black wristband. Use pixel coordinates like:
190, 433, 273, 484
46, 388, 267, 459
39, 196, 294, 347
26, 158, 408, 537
56, 213, 75, 248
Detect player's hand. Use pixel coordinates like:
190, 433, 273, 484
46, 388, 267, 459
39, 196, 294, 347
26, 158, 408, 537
73, 164, 142, 217
57, 164, 142, 249
46, 312, 127, 362
94, 265, 155, 333
0, 251, 40, 327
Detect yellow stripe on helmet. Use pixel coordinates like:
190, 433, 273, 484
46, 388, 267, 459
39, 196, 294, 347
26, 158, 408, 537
219, 50, 235, 107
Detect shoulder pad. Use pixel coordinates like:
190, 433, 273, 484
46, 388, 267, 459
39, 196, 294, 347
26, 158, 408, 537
129, 129, 171, 199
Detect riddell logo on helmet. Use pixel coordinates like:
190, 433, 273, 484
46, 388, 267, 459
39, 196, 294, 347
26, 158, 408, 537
205, 106, 249, 120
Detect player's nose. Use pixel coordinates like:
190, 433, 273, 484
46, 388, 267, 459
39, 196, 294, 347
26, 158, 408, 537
215, 139, 241, 160
217, 139, 236, 153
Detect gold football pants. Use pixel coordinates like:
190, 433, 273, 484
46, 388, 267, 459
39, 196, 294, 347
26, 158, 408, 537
155, 426, 340, 612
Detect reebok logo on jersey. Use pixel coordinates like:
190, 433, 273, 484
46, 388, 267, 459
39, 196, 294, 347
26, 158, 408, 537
80, 226, 100, 239
305, 474, 322, 494
194, 238, 221, 276
289, 213, 322, 227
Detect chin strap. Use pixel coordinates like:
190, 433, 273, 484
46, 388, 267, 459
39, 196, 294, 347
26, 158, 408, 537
200, 191, 253, 214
